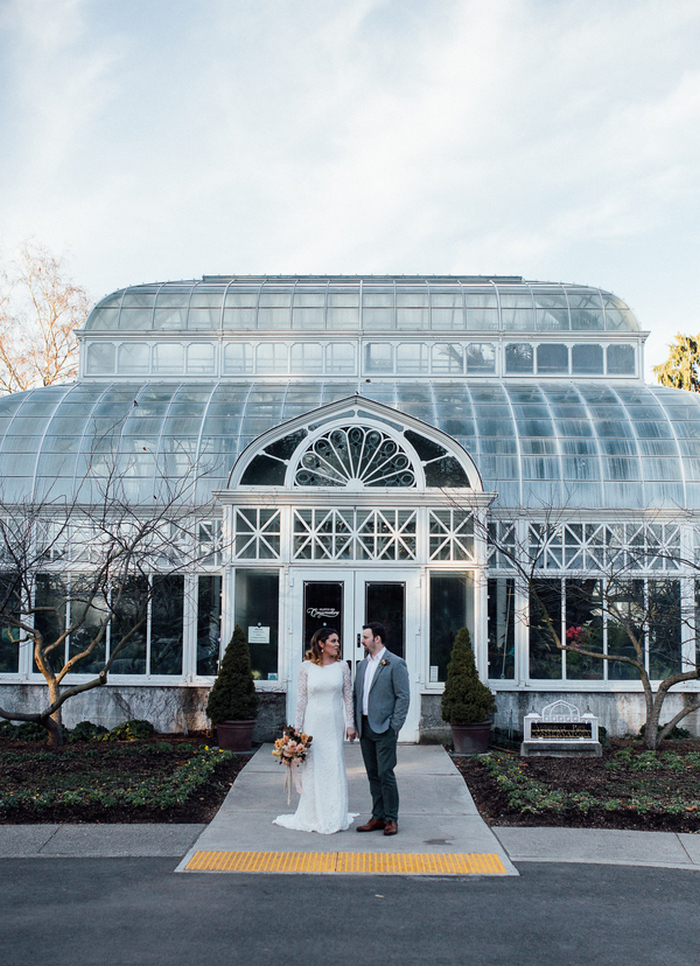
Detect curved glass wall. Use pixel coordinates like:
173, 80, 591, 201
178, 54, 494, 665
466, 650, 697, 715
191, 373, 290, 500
84, 277, 640, 333
1, 380, 697, 509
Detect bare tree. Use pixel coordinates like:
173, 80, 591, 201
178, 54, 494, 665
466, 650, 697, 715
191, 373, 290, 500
481, 507, 699, 751
0, 439, 221, 748
0, 241, 90, 394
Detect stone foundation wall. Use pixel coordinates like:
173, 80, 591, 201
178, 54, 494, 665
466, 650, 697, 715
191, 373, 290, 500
419, 690, 700, 744
0, 684, 286, 743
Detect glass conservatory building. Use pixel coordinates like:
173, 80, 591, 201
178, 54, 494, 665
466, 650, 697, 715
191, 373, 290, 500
2, 274, 700, 740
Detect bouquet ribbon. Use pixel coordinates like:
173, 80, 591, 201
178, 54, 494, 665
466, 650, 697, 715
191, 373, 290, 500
283, 760, 304, 805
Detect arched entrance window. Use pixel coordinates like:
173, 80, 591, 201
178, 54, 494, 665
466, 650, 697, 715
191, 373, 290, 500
221, 396, 493, 742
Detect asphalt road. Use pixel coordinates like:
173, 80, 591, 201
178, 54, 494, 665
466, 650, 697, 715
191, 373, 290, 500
2, 858, 698, 966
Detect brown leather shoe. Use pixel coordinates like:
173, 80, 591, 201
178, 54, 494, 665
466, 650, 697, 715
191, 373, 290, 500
383, 820, 398, 836
356, 817, 386, 832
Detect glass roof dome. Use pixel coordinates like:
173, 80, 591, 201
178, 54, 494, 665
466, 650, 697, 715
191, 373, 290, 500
0, 379, 697, 510
83, 276, 640, 333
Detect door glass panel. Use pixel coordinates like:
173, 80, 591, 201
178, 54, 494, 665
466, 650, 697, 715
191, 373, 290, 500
303, 581, 343, 659
429, 573, 474, 682
365, 582, 405, 658
235, 570, 279, 680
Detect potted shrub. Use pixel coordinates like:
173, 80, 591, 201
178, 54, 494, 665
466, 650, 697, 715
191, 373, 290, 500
206, 624, 260, 752
441, 626, 496, 755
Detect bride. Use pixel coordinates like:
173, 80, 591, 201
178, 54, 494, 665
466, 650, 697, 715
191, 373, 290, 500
274, 627, 358, 834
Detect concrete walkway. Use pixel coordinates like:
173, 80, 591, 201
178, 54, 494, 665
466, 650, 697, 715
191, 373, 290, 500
2, 743, 700, 872
176, 742, 518, 874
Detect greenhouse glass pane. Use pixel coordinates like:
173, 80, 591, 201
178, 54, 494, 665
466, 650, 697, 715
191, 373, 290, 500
536, 344, 568, 373
326, 307, 359, 328
187, 308, 219, 329
325, 343, 356, 373
572, 344, 603, 373
464, 292, 497, 307
119, 342, 150, 373
429, 573, 473, 683
292, 307, 325, 328
197, 575, 221, 676
69, 575, 109, 675
258, 308, 291, 329
259, 292, 292, 307
152, 344, 184, 373
499, 294, 533, 308
488, 577, 515, 679
505, 343, 533, 373
257, 344, 288, 373
187, 343, 215, 373
466, 343, 495, 372
223, 344, 254, 373
365, 343, 394, 373
86, 343, 116, 374
432, 344, 464, 373
224, 290, 259, 307
431, 307, 465, 328
154, 308, 187, 328
567, 291, 603, 309
607, 344, 635, 374
430, 293, 462, 307
222, 308, 257, 329
293, 292, 325, 306
118, 308, 153, 330
291, 343, 324, 373
151, 575, 184, 675
396, 307, 428, 328
571, 309, 604, 330
502, 309, 534, 329
536, 308, 570, 330
328, 291, 359, 307
396, 343, 429, 373
363, 291, 394, 307
362, 308, 394, 329
564, 579, 604, 680
529, 579, 562, 679
466, 308, 498, 329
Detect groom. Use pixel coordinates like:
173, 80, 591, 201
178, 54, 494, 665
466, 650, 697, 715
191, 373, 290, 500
353, 622, 410, 836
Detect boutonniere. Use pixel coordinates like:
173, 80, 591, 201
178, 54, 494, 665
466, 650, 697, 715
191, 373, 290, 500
380, 659, 389, 666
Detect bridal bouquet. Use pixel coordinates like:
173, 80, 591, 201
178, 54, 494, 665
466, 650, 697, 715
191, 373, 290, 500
272, 726, 312, 803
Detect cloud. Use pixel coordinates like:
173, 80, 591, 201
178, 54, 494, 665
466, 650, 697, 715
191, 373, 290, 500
1, 0, 699, 372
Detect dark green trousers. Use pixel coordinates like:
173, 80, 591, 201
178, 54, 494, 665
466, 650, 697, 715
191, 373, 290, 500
360, 716, 399, 822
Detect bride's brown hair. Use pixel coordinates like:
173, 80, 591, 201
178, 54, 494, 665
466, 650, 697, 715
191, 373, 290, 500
306, 627, 341, 666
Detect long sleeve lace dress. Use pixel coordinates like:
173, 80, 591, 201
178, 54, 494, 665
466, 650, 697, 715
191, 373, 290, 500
273, 660, 357, 834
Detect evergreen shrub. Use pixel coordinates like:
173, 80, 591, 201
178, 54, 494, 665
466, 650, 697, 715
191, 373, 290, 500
440, 626, 496, 725
206, 624, 260, 724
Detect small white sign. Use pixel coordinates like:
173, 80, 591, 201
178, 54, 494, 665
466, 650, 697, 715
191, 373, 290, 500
248, 626, 270, 644
429, 665, 439, 683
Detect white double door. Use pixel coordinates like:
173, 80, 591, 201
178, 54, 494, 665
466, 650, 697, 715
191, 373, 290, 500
288, 567, 421, 742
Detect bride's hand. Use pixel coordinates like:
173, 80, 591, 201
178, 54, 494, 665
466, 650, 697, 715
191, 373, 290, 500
346, 727, 358, 741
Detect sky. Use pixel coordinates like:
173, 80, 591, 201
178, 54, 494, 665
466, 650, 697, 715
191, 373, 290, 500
1, 0, 699, 379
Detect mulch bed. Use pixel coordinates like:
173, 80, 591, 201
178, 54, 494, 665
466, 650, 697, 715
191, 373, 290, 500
0, 733, 249, 824
453, 740, 700, 833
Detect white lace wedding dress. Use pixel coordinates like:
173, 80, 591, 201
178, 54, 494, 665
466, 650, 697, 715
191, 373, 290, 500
274, 660, 357, 834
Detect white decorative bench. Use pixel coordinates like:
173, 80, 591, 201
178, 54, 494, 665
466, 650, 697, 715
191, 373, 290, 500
521, 700, 602, 757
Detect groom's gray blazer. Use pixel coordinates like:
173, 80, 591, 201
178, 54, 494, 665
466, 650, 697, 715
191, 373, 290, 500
354, 650, 410, 737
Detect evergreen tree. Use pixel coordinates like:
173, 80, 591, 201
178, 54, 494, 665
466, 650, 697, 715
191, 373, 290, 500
206, 625, 260, 723
441, 626, 496, 725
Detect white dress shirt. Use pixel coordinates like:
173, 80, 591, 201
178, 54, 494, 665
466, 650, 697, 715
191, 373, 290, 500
362, 646, 386, 716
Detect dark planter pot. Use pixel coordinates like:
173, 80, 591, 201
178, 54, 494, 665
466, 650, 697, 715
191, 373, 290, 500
450, 720, 493, 756
216, 719, 256, 752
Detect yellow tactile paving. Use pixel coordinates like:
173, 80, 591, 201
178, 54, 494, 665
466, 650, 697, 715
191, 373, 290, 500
185, 850, 508, 875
